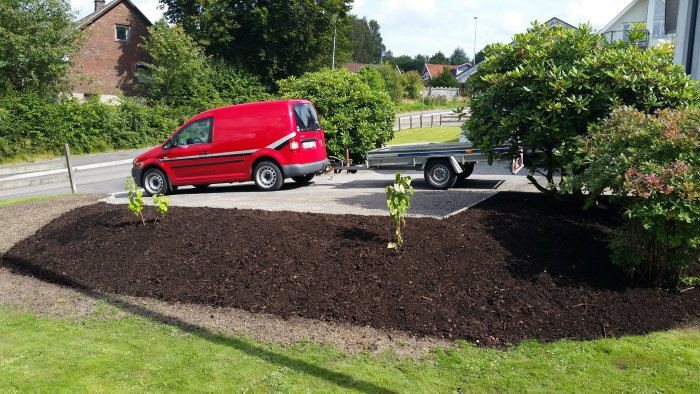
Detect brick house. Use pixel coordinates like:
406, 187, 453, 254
71, 0, 152, 101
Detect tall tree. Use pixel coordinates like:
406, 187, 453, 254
160, 0, 353, 84
391, 55, 415, 71
428, 51, 448, 64
350, 16, 385, 63
449, 47, 470, 65
0, 0, 82, 96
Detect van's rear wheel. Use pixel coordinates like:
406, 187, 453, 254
292, 174, 315, 184
253, 161, 284, 191
142, 168, 171, 196
424, 159, 456, 190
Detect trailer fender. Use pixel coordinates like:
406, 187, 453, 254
421, 156, 463, 174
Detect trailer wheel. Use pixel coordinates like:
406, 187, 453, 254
424, 159, 457, 190
459, 162, 475, 179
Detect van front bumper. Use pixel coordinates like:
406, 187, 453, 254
283, 159, 330, 178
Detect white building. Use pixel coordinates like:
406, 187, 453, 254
600, 0, 672, 47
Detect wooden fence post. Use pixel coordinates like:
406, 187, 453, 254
398, 117, 402, 131
439, 114, 442, 126
431, 115, 434, 128
64, 144, 77, 194
410, 116, 413, 129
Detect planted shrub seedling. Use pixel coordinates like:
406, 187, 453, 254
152, 193, 170, 224
125, 177, 145, 225
386, 172, 414, 249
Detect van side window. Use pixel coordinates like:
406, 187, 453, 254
293, 104, 322, 132
176, 118, 213, 146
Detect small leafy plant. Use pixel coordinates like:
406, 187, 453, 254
386, 173, 414, 249
452, 105, 467, 122
152, 193, 170, 223
125, 177, 145, 225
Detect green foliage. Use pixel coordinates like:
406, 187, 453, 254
377, 64, 402, 102
0, 93, 188, 161
465, 22, 700, 193
0, 0, 82, 97
568, 107, 700, 287
126, 177, 145, 225
386, 173, 414, 249
449, 47, 470, 65
452, 105, 467, 121
350, 17, 385, 64
138, 21, 270, 109
428, 51, 449, 64
278, 68, 395, 162
400, 71, 424, 100
152, 193, 170, 223
161, 0, 354, 84
430, 66, 458, 88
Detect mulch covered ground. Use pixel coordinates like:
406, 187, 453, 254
2, 192, 699, 346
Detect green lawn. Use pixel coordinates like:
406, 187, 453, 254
389, 126, 462, 145
1, 307, 698, 392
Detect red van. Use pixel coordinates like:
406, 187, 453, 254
132, 100, 329, 195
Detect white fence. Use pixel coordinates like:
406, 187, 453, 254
421, 87, 461, 100
395, 112, 466, 130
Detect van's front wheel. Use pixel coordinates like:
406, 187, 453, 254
253, 161, 284, 191
142, 168, 171, 196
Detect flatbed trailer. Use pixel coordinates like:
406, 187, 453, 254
329, 142, 516, 190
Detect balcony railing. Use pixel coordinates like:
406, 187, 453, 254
601, 30, 650, 49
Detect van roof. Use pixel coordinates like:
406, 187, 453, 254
196, 99, 313, 119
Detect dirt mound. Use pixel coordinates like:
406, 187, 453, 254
3, 192, 698, 346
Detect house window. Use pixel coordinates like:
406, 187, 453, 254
653, 0, 666, 38
115, 25, 130, 42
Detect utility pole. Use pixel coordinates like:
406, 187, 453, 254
473, 17, 478, 63
332, 15, 337, 69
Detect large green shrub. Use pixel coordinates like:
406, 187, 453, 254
278, 68, 395, 162
465, 22, 700, 194
400, 71, 424, 100
0, 93, 189, 160
138, 21, 270, 110
570, 107, 700, 287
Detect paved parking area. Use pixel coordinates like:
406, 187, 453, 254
104, 170, 538, 218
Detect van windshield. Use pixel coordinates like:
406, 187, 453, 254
293, 104, 322, 132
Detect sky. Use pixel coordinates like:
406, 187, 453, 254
71, 0, 632, 59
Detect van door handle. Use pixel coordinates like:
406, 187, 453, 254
202, 151, 209, 155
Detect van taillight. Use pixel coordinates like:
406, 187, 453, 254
290, 140, 299, 150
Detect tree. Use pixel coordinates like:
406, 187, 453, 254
350, 17, 385, 64
278, 68, 395, 162
400, 71, 424, 99
138, 21, 269, 108
392, 55, 415, 71
465, 22, 700, 194
449, 47, 470, 65
428, 51, 449, 64
160, 0, 354, 84
0, 0, 82, 96
429, 66, 457, 87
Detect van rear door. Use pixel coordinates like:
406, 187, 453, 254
292, 103, 327, 163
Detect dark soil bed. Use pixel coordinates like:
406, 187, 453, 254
2, 192, 699, 346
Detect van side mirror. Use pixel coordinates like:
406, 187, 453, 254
164, 137, 177, 149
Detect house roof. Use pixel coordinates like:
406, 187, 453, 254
544, 17, 577, 30
601, 0, 641, 33
423, 63, 457, 79
77, 0, 152, 30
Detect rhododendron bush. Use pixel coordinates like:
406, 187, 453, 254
569, 107, 700, 287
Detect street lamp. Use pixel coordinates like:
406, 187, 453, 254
332, 15, 337, 69
473, 17, 478, 63
420, 91, 425, 128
